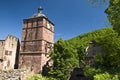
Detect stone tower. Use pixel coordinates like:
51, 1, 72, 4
19, 7, 54, 73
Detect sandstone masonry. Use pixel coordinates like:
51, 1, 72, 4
0, 35, 20, 70
19, 7, 54, 73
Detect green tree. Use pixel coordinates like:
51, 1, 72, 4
95, 32, 120, 69
87, 0, 120, 79
94, 72, 119, 80
48, 38, 79, 80
24, 74, 56, 80
105, 0, 120, 35
68, 28, 120, 79
92, 31, 120, 79
84, 65, 102, 79
83, 30, 120, 79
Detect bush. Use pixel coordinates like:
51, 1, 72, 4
24, 74, 56, 80
94, 72, 119, 80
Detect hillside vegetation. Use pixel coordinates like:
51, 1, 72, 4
68, 28, 115, 49
48, 28, 120, 80
67, 28, 120, 79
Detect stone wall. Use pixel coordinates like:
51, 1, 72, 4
0, 40, 4, 59
0, 35, 20, 70
85, 40, 102, 66
3, 35, 20, 70
19, 53, 51, 74
0, 69, 32, 80
19, 54, 42, 73
0, 40, 5, 70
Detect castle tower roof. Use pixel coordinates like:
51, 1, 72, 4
32, 6, 47, 18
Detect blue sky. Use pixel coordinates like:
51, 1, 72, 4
0, 0, 108, 41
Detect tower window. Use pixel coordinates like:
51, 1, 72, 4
5, 50, 8, 55
7, 60, 10, 67
9, 51, 12, 55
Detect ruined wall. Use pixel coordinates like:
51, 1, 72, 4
0, 40, 4, 59
2, 35, 19, 70
0, 41, 4, 70
85, 41, 102, 66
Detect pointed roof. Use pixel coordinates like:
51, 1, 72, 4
32, 6, 47, 18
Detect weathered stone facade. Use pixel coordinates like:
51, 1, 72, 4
85, 40, 102, 66
19, 7, 54, 73
0, 35, 20, 70
0, 40, 4, 69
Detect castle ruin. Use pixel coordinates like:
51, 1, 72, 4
0, 6, 54, 74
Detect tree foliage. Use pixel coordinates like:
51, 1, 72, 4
48, 38, 78, 80
84, 65, 102, 79
68, 28, 120, 79
105, 0, 120, 35
85, 0, 120, 79
95, 32, 120, 69
68, 28, 115, 55
48, 28, 120, 80
94, 72, 119, 80
47, 0, 120, 79
24, 74, 56, 80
